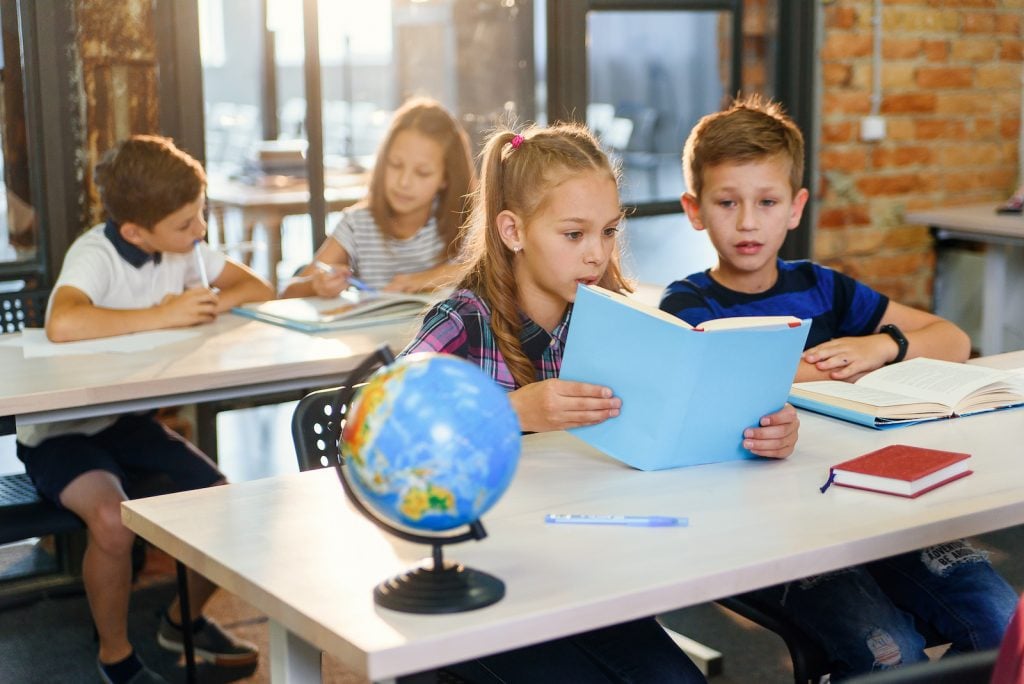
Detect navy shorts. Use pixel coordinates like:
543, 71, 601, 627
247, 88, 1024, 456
16, 411, 224, 507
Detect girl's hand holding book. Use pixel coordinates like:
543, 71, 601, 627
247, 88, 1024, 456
509, 378, 621, 433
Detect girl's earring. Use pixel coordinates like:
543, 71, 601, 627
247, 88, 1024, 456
513, 246, 523, 255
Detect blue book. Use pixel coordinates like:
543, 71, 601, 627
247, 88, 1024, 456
232, 291, 435, 333
560, 285, 810, 471
788, 357, 1024, 429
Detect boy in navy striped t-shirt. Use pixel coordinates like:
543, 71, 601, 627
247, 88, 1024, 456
660, 95, 970, 382
659, 95, 1016, 680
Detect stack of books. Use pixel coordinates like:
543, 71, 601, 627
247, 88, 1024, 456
243, 140, 308, 178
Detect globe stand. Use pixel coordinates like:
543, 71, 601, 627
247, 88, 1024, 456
335, 465, 505, 614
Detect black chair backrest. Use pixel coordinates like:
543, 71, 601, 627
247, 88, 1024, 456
0, 289, 49, 334
291, 345, 395, 472
291, 385, 347, 471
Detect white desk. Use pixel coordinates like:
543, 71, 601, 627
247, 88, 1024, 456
0, 313, 418, 431
906, 203, 1024, 355
123, 351, 1024, 683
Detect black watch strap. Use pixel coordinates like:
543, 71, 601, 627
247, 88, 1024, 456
880, 324, 908, 364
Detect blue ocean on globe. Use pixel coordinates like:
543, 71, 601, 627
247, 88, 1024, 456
340, 353, 521, 532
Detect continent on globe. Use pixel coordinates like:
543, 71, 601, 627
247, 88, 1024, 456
341, 353, 521, 532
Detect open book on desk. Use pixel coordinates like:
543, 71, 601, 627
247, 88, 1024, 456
560, 285, 810, 471
789, 357, 1024, 429
232, 290, 436, 333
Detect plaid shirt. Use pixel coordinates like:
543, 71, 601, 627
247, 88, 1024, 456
401, 289, 571, 391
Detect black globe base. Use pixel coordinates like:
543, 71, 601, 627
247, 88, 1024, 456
374, 558, 505, 614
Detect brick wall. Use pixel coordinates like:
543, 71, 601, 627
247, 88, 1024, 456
816, 0, 1023, 309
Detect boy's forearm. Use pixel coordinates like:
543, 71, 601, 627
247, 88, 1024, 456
793, 359, 834, 383
47, 304, 170, 342
905, 320, 971, 363
279, 278, 315, 299
214, 277, 274, 312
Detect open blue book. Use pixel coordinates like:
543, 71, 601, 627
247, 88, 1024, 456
789, 357, 1024, 429
560, 285, 810, 471
232, 291, 435, 333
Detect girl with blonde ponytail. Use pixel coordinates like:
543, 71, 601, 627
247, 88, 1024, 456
400, 123, 709, 683
404, 122, 633, 433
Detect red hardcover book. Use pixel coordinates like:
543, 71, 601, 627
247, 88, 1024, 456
825, 444, 972, 498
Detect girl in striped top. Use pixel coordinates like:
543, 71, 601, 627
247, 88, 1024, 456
282, 97, 475, 296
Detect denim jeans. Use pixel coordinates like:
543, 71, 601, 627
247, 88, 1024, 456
746, 539, 1017, 681
440, 617, 707, 683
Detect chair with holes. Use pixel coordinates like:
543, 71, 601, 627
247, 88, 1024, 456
0, 288, 48, 333
0, 288, 88, 605
290, 345, 396, 472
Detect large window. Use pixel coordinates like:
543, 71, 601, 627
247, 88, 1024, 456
185, 0, 812, 287
0, 0, 38, 284
546, 0, 815, 278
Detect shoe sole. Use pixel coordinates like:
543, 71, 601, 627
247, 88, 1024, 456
157, 632, 259, 667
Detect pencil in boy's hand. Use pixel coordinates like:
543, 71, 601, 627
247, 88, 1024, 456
314, 260, 376, 293
193, 239, 210, 289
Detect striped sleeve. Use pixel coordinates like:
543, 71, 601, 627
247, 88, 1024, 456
658, 278, 719, 326
829, 267, 889, 336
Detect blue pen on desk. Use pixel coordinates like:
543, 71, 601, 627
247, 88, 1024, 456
545, 514, 688, 528
193, 240, 210, 289
314, 260, 375, 292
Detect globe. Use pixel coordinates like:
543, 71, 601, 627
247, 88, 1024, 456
340, 352, 521, 533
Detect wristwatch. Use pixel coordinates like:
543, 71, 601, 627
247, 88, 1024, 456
880, 324, 908, 364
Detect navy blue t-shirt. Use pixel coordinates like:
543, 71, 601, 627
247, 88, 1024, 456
658, 259, 889, 350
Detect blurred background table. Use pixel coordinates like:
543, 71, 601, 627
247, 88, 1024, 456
207, 171, 368, 290
907, 203, 1024, 355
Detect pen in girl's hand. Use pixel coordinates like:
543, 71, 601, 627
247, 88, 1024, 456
315, 260, 375, 292
193, 239, 210, 289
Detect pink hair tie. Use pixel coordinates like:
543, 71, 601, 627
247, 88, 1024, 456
510, 134, 524, 150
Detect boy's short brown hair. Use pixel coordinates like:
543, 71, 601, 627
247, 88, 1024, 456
683, 95, 804, 199
94, 135, 206, 229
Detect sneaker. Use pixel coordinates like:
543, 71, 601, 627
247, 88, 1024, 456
96, 657, 168, 684
157, 613, 259, 666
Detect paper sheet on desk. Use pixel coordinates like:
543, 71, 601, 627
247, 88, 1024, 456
0, 328, 199, 357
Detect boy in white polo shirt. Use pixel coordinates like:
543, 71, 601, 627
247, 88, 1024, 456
17, 135, 272, 684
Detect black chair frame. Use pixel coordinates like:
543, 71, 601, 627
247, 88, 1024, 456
291, 345, 396, 472
719, 592, 950, 684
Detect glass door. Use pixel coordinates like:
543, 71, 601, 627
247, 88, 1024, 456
545, 0, 814, 285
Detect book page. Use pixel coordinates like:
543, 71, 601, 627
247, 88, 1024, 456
240, 291, 435, 325
586, 285, 693, 329
698, 316, 803, 331
857, 358, 1013, 406
791, 380, 944, 408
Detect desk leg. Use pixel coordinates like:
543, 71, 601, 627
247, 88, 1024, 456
981, 244, 1008, 355
209, 205, 227, 250
269, 619, 321, 683
266, 218, 283, 292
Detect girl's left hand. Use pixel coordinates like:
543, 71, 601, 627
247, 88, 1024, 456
744, 403, 799, 459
